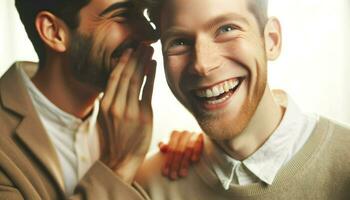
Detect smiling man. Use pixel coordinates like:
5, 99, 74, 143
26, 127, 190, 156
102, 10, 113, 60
137, 0, 350, 199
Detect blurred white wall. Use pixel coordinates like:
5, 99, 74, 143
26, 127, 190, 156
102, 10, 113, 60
1, 0, 349, 152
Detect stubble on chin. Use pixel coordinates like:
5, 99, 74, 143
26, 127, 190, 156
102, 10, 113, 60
67, 32, 110, 91
194, 100, 255, 141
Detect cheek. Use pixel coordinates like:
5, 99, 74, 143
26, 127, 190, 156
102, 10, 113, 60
166, 54, 190, 71
165, 54, 190, 82
92, 23, 129, 53
164, 60, 180, 87
164, 57, 188, 96
221, 37, 265, 73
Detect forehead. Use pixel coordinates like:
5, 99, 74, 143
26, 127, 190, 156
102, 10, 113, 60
160, 0, 254, 30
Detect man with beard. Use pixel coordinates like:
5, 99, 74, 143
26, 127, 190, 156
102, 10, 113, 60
0, 0, 203, 199
136, 0, 350, 199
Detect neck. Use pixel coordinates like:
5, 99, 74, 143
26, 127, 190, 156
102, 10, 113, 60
32, 56, 100, 119
217, 86, 285, 161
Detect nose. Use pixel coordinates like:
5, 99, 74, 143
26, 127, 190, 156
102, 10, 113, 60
191, 37, 220, 76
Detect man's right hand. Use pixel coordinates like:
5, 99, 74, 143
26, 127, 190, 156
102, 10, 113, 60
159, 131, 204, 180
97, 45, 156, 184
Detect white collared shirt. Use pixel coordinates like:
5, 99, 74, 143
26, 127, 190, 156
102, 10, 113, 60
206, 91, 318, 189
19, 68, 100, 195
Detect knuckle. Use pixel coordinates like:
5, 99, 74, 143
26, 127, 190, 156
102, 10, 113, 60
121, 71, 132, 80
100, 103, 109, 113
110, 109, 122, 120
129, 76, 139, 86
171, 131, 180, 138
124, 113, 137, 122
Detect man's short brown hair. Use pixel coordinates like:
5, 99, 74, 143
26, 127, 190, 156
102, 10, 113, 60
145, 0, 268, 35
15, 0, 90, 64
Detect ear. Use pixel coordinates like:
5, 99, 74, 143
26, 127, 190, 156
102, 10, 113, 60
263, 17, 282, 61
35, 11, 70, 53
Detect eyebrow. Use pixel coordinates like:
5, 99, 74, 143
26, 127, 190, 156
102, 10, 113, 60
99, 1, 133, 16
161, 28, 191, 42
161, 13, 249, 40
203, 13, 249, 31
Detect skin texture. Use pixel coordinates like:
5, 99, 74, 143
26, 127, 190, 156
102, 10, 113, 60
29, 0, 201, 183
159, 132, 204, 180
159, 0, 284, 161
31, 0, 157, 184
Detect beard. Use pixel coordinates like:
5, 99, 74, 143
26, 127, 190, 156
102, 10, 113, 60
66, 31, 137, 91
189, 75, 267, 141
195, 96, 259, 140
67, 31, 110, 91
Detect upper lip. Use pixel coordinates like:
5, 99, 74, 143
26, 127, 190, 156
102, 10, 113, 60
191, 77, 244, 91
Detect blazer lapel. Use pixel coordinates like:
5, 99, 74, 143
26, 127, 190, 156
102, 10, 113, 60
0, 62, 65, 192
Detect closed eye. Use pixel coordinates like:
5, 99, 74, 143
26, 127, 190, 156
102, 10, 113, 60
109, 10, 130, 22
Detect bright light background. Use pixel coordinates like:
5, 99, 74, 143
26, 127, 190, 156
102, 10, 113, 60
1, 0, 349, 152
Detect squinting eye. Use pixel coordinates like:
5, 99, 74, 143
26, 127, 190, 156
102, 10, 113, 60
111, 11, 130, 22
217, 24, 236, 35
170, 39, 187, 47
165, 38, 192, 55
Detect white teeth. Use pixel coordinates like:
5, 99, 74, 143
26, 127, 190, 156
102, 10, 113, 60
219, 86, 225, 94
213, 87, 220, 97
224, 82, 229, 92
194, 79, 241, 98
205, 89, 213, 97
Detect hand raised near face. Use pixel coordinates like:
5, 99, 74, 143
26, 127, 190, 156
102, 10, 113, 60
159, 131, 204, 180
98, 45, 156, 184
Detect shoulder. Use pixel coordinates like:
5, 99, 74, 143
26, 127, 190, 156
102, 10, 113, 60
136, 151, 166, 187
323, 117, 350, 140
317, 117, 350, 162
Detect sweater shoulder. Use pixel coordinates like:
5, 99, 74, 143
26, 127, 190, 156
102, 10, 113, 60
136, 151, 166, 187
325, 117, 350, 141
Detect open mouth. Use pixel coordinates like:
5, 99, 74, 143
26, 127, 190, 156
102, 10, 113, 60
192, 77, 244, 107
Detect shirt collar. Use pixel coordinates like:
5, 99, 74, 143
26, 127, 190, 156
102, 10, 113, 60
206, 90, 308, 188
19, 66, 100, 134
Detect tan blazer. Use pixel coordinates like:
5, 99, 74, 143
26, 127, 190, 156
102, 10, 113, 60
0, 62, 150, 200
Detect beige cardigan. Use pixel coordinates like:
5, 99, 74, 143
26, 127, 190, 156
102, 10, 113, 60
137, 117, 350, 200
0, 62, 150, 200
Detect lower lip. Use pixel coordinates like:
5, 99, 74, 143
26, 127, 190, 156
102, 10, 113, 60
195, 80, 243, 111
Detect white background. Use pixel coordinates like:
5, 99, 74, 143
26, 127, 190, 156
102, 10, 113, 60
1, 0, 349, 152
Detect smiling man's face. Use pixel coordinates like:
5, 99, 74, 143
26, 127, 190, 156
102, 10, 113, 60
67, 0, 156, 90
160, 0, 272, 140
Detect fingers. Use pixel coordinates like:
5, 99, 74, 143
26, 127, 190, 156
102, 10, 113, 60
162, 131, 181, 178
178, 133, 197, 177
160, 131, 204, 180
169, 131, 191, 180
191, 133, 204, 162
101, 48, 134, 114
141, 60, 157, 110
158, 142, 169, 153
99, 49, 134, 166
111, 45, 145, 118
125, 46, 154, 121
